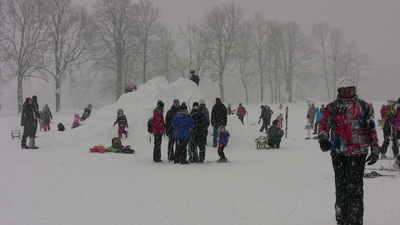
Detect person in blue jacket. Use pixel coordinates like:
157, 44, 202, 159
172, 103, 194, 164
217, 126, 230, 162
313, 104, 325, 135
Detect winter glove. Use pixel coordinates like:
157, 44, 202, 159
319, 138, 331, 152
366, 153, 379, 165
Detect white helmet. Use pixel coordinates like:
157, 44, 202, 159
337, 77, 355, 89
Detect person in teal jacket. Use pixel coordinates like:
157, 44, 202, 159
314, 105, 325, 134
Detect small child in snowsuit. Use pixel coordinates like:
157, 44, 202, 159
114, 109, 128, 138
217, 126, 230, 162
71, 114, 81, 129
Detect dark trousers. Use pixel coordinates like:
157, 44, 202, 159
218, 145, 226, 159
331, 153, 366, 225
313, 121, 319, 134
189, 134, 207, 162
22, 123, 35, 147
213, 126, 219, 147
268, 137, 281, 149
238, 115, 244, 125
260, 119, 270, 133
153, 135, 162, 162
175, 139, 189, 163
381, 131, 399, 157
167, 135, 176, 161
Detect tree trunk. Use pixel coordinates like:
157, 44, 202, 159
116, 54, 123, 100
286, 74, 293, 103
260, 73, 264, 103
55, 78, 61, 112
322, 48, 331, 100
17, 73, 23, 113
143, 41, 147, 83
241, 76, 249, 104
219, 71, 225, 101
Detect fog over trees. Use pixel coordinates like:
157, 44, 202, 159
0, 0, 371, 111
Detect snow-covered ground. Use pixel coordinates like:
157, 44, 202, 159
1, 77, 399, 225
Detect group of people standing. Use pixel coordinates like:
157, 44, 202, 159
305, 103, 325, 139
149, 98, 230, 164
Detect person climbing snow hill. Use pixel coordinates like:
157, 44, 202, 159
114, 109, 129, 138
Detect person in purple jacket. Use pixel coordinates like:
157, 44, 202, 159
217, 126, 230, 162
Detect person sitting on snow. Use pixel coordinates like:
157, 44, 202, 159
107, 137, 134, 154
267, 120, 284, 149
114, 109, 128, 138
71, 114, 81, 129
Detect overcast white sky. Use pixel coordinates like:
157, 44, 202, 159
74, 0, 400, 100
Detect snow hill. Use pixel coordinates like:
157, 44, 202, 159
51, 77, 206, 148
1, 77, 399, 225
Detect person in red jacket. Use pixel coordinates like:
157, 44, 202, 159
236, 103, 247, 125
151, 100, 165, 162
318, 77, 379, 225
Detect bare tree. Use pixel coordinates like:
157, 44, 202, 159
312, 22, 332, 99
268, 22, 285, 104
178, 22, 209, 78
252, 13, 271, 103
41, 0, 88, 112
0, 0, 49, 112
201, 3, 242, 100
133, 0, 160, 83
280, 22, 311, 102
235, 20, 254, 104
91, 0, 136, 100
155, 25, 175, 81
329, 28, 346, 92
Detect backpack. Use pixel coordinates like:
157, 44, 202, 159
57, 123, 65, 131
147, 118, 153, 133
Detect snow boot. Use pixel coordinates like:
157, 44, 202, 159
29, 138, 39, 149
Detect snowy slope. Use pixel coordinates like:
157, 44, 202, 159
1, 77, 399, 225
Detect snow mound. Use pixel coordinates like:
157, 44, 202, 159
55, 77, 204, 147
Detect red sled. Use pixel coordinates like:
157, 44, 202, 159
90, 145, 107, 153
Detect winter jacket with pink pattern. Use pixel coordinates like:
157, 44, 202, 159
319, 97, 379, 156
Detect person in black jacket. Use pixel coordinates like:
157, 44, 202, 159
211, 98, 228, 147
189, 102, 210, 162
21, 97, 38, 149
190, 70, 200, 86
165, 99, 180, 161
199, 99, 210, 145
113, 109, 128, 138
31, 95, 40, 137
259, 105, 273, 133
81, 104, 92, 121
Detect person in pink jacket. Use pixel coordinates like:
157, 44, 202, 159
151, 100, 165, 162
